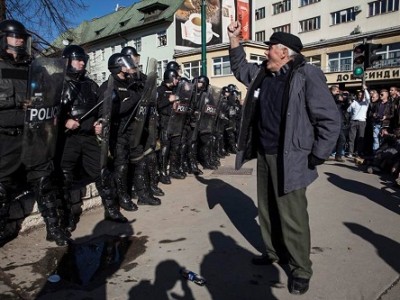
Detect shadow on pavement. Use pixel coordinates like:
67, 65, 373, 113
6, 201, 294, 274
344, 222, 400, 274
196, 175, 265, 254
128, 259, 194, 300
325, 172, 400, 215
201, 231, 281, 300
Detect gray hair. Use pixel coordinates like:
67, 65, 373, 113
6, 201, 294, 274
276, 43, 298, 58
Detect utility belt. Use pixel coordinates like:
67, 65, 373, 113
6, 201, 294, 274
0, 127, 23, 136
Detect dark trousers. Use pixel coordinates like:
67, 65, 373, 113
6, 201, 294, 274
257, 152, 312, 279
348, 120, 366, 155
61, 134, 101, 181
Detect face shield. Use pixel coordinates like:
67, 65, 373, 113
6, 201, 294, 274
6, 32, 31, 57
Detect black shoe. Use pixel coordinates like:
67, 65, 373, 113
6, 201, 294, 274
104, 210, 128, 223
251, 254, 278, 265
138, 195, 161, 206
170, 171, 185, 179
288, 277, 310, 295
119, 198, 139, 211
46, 227, 71, 246
150, 185, 165, 197
160, 175, 171, 184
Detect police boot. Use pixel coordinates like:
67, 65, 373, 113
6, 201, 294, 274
131, 183, 138, 199
36, 178, 71, 246
180, 143, 190, 174
200, 142, 217, 170
61, 171, 77, 233
169, 147, 185, 179
188, 143, 203, 175
145, 152, 165, 197
115, 165, 138, 212
227, 130, 238, 154
0, 184, 10, 242
217, 137, 227, 158
133, 161, 161, 206
96, 176, 129, 223
159, 146, 171, 184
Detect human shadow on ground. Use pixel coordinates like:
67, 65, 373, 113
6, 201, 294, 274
325, 172, 400, 215
200, 231, 281, 300
344, 222, 400, 274
196, 176, 265, 254
35, 219, 144, 300
128, 259, 194, 300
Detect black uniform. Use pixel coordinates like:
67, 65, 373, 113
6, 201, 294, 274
157, 83, 185, 182
0, 21, 69, 246
60, 71, 128, 228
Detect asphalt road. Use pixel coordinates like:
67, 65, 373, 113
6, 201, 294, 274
0, 155, 399, 300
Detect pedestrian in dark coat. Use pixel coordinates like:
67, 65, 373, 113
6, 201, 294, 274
228, 20, 340, 295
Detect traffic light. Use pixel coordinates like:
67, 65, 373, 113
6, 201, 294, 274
365, 43, 383, 68
353, 43, 366, 79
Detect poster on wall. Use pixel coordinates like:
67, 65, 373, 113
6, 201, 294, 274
175, 0, 251, 50
237, 0, 250, 40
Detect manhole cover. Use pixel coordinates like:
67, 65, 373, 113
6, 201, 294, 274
212, 167, 253, 175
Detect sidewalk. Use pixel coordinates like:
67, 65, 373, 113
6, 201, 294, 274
1, 155, 399, 299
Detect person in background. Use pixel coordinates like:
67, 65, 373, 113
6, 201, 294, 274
228, 21, 340, 295
347, 86, 370, 158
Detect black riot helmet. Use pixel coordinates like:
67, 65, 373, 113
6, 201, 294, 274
121, 46, 139, 57
108, 53, 136, 75
62, 45, 89, 74
222, 86, 229, 94
163, 68, 179, 84
197, 75, 209, 91
227, 84, 237, 92
166, 61, 180, 71
0, 19, 31, 60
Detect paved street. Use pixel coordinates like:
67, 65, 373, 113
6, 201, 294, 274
0, 154, 399, 300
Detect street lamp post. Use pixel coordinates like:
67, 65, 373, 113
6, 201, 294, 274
201, 0, 207, 76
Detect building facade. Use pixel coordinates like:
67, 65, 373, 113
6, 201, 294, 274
53, 0, 400, 93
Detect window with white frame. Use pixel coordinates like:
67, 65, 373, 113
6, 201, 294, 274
157, 30, 167, 47
92, 51, 96, 63
331, 7, 356, 25
111, 46, 115, 54
273, 0, 291, 15
249, 54, 265, 64
102, 72, 106, 81
273, 24, 291, 33
299, 0, 320, 7
368, 0, 399, 16
255, 7, 266, 20
213, 56, 232, 76
328, 51, 352, 72
93, 74, 98, 82
373, 42, 400, 68
182, 60, 202, 79
133, 38, 142, 52
157, 60, 169, 79
255, 30, 266, 42
299, 16, 321, 32
101, 49, 105, 61
305, 55, 321, 68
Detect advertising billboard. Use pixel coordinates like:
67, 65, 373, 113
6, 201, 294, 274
175, 0, 251, 50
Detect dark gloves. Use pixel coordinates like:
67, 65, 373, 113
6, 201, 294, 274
308, 154, 325, 169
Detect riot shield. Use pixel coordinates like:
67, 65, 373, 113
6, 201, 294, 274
197, 85, 220, 134
22, 57, 67, 169
129, 58, 158, 148
166, 80, 192, 137
99, 75, 115, 171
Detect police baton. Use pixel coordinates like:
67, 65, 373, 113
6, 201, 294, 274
64, 99, 104, 133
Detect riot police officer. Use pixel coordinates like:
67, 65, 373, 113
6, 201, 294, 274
157, 68, 185, 183
100, 53, 160, 206
0, 20, 70, 246
59, 45, 129, 232
194, 75, 218, 170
